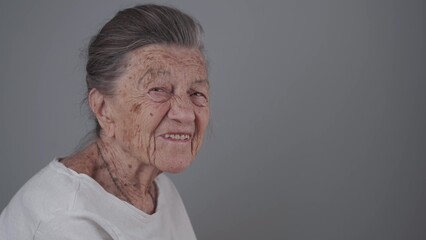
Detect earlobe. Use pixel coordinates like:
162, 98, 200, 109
88, 89, 115, 138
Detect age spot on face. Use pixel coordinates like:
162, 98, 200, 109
130, 103, 142, 113
149, 113, 153, 117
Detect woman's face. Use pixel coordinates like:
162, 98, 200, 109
106, 45, 209, 173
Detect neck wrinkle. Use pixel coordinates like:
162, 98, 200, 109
96, 138, 161, 208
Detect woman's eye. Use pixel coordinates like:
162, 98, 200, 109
148, 87, 171, 102
190, 91, 208, 107
191, 92, 205, 97
150, 87, 165, 92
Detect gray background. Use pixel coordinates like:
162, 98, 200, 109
1, 0, 425, 239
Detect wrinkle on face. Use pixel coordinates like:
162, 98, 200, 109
130, 103, 142, 113
108, 44, 209, 173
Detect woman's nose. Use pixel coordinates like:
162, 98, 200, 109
167, 95, 195, 123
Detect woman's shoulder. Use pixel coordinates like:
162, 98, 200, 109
0, 159, 82, 238
4, 159, 81, 212
21, 159, 80, 205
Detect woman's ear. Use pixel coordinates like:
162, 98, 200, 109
88, 88, 115, 138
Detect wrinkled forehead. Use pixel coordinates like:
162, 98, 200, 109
120, 45, 208, 89
127, 44, 206, 73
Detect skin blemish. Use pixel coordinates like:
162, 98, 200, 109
128, 164, 133, 169
130, 103, 142, 113
118, 90, 127, 98
150, 113, 153, 116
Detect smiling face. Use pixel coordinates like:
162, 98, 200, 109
105, 45, 209, 173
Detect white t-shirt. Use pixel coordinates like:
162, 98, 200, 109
0, 159, 197, 240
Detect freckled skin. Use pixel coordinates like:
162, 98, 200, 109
61, 45, 209, 214
109, 45, 209, 173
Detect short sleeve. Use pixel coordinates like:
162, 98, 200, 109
34, 211, 119, 240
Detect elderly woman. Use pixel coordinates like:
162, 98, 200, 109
0, 4, 208, 239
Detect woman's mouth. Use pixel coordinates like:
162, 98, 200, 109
162, 133, 192, 142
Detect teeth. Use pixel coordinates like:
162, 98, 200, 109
164, 134, 190, 140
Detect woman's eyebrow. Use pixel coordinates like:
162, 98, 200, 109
192, 79, 210, 88
138, 69, 171, 87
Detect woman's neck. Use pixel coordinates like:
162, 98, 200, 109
61, 139, 161, 214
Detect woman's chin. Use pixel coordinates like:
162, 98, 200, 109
157, 157, 194, 173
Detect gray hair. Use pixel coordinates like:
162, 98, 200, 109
84, 4, 204, 139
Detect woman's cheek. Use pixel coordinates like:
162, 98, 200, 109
115, 100, 146, 147
188, 106, 208, 156
143, 102, 171, 164
130, 101, 168, 144
196, 107, 210, 130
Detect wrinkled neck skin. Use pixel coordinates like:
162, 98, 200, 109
61, 137, 161, 215
97, 135, 162, 199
